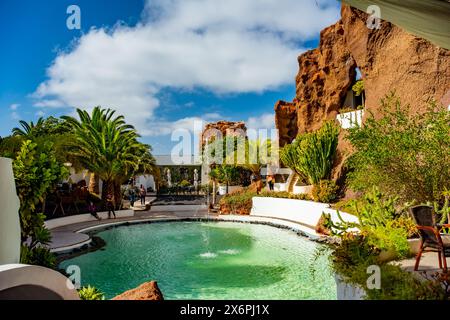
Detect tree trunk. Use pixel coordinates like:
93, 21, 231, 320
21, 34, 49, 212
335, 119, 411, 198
114, 182, 122, 210
101, 180, 109, 207
89, 172, 100, 194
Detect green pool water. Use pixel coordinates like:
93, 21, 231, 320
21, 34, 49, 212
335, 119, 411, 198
60, 221, 336, 299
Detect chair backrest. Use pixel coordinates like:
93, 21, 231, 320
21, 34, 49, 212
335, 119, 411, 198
409, 205, 438, 245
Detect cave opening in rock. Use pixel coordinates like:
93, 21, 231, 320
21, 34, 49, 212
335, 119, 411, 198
341, 65, 364, 113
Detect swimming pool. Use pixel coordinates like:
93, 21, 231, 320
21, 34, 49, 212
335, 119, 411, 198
59, 221, 336, 299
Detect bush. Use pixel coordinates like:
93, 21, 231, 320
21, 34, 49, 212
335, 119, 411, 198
20, 245, 56, 269
179, 180, 191, 188
13, 140, 68, 268
219, 188, 255, 215
78, 286, 105, 300
219, 189, 312, 215
312, 180, 339, 203
325, 188, 412, 258
347, 93, 450, 203
259, 191, 311, 200
330, 234, 447, 300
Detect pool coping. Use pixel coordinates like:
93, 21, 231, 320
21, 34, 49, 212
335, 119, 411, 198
51, 214, 324, 254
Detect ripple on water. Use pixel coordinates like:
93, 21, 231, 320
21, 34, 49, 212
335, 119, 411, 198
199, 252, 218, 258
219, 249, 240, 255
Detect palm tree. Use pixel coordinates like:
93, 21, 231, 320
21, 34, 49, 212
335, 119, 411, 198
62, 107, 156, 206
12, 118, 45, 137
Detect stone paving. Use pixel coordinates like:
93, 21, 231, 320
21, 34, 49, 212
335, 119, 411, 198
398, 252, 449, 274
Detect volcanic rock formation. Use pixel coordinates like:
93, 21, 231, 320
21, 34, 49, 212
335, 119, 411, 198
201, 121, 247, 149
275, 4, 450, 146
112, 281, 164, 300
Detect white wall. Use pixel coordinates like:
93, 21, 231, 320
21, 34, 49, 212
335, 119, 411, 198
336, 109, 364, 129
0, 158, 21, 264
135, 175, 155, 191
250, 197, 358, 229
0, 264, 80, 300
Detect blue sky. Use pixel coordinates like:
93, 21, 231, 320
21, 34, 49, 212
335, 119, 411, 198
0, 0, 340, 154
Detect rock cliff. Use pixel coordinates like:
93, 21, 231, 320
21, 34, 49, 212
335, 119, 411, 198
275, 4, 450, 145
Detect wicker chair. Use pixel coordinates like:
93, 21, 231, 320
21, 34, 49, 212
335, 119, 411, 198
409, 205, 450, 272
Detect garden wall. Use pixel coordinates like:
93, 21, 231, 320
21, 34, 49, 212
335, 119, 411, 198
250, 197, 358, 229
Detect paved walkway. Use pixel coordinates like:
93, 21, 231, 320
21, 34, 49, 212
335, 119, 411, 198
49, 205, 213, 252
398, 252, 448, 274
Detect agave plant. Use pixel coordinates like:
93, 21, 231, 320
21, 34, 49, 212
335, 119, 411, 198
78, 286, 105, 300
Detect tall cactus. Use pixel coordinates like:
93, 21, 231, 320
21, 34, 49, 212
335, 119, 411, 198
280, 121, 339, 185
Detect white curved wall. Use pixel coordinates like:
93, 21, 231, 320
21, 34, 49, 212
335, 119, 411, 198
250, 197, 358, 229
0, 157, 21, 264
0, 264, 80, 300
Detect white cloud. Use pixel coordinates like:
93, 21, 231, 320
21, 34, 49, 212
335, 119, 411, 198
246, 113, 275, 131
10, 103, 20, 110
11, 112, 20, 120
33, 0, 339, 135
143, 112, 222, 136
34, 99, 65, 108
35, 110, 45, 117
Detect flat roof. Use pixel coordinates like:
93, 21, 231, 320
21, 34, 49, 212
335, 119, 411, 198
154, 155, 202, 166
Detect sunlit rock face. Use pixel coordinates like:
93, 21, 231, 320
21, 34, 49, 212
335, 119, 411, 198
200, 121, 247, 149
275, 4, 450, 179
112, 281, 164, 300
340, 5, 450, 115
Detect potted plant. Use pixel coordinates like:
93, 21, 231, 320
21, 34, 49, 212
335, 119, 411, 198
293, 176, 313, 195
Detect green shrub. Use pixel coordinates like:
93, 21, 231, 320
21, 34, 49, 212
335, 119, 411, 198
12, 140, 68, 268
219, 189, 313, 215
20, 245, 56, 269
312, 180, 339, 203
330, 234, 447, 300
179, 180, 191, 188
219, 188, 255, 215
325, 188, 411, 258
78, 286, 105, 300
259, 191, 311, 200
347, 93, 450, 203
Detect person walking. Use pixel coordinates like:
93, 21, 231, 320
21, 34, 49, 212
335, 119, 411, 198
87, 199, 101, 221
267, 175, 275, 191
129, 187, 136, 207
106, 192, 116, 219
140, 184, 146, 205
